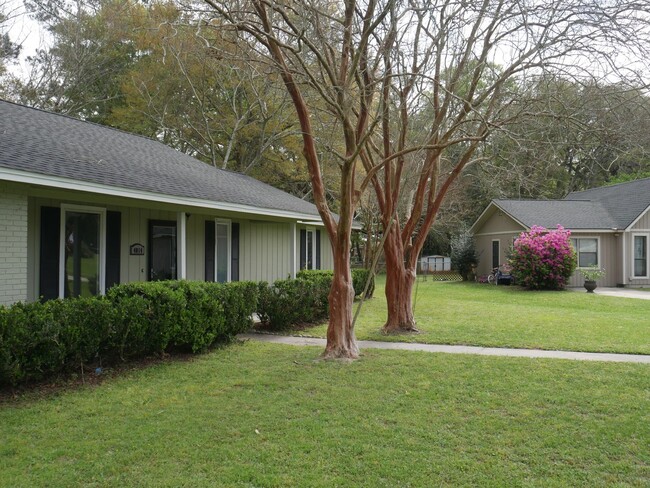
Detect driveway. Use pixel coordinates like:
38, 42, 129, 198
570, 287, 650, 300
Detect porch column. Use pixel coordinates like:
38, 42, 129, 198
621, 231, 627, 286
177, 211, 187, 280
289, 222, 297, 278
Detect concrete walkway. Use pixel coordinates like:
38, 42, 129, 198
238, 333, 650, 364
570, 287, 650, 300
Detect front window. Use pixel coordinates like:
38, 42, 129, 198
634, 235, 648, 277
60, 206, 105, 298
306, 229, 315, 270
215, 220, 231, 282
572, 238, 598, 267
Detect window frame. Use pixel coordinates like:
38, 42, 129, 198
632, 233, 650, 279
304, 227, 317, 270
59, 203, 107, 299
214, 218, 232, 283
571, 236, 600, 269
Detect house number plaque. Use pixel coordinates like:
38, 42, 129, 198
130, 243, 145, 256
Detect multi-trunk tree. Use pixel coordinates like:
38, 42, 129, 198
353, 0, 650, 332
206, 0, 650, 347
203, 0, 399, 358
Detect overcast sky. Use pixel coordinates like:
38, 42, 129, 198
3, 0, 51, 76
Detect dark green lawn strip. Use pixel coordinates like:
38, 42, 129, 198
1, 342, 649, 487
294, 278, 650, 354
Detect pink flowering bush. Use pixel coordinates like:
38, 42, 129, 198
509, 225, 577, 290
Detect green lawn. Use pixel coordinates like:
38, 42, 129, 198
291, 276, 650, 355
1, 341, 648, 487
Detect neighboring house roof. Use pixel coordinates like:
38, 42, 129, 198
566, 178, 650, 229
472, 177, 650, 233
0, 99, 321, 220
491, 199, 618, 230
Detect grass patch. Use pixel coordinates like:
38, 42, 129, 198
1, 341, 648, 487
292, 276, 650, 354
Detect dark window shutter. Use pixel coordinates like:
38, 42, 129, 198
231, 222, 240, 281
105, 211, 121, 290
205, 220, 215, 281
299, 229, 306, 270
316, 230, 321, 269
39, 206, 60, 301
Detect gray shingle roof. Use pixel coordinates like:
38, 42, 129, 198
493, 199, 618, 229
491, 177, 650, 230
566, 178, 650, 228
0, 99, 320, 218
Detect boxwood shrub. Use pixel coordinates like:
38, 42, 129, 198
0, 280, 259, 387
257, 277, 329, 330
296, 268, 371, 297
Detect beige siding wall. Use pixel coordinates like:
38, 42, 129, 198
473, 211, 525, 276
241, 221, 291, 282
0, 191, 28, 305
474, 233, 520, 276
479, 212, 524, 234
320, 228, 334, 270
569, 233, 618, 287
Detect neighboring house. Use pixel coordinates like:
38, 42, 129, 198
470, 178, 650, 287
0, 99, 334, 306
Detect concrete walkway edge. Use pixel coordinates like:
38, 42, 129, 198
238, 333, 650, 364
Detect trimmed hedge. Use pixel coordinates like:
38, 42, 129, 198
258, 268, 371, 330
0, 281, 259, 387
296, 268, 371, 297
257, 276, 330, 330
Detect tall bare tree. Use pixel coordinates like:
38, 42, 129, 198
202, 0, 398, 358
360, 0, 650, 331
204, 0, 650, 347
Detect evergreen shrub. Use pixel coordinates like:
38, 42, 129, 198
0, 280, 259, 387
296, 268, 371, 297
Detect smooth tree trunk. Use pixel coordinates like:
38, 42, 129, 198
382, 226, 418, 333
323, 246, 359, 359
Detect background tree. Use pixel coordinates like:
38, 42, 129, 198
0, 0, 21, 80
10, 0, 314, 195
450, 229, 478, 282
13, 0, 139, 122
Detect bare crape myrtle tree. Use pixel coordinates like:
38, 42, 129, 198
201, 0, 650, 356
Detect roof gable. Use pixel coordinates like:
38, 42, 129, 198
492, 199, 617, 230
0, 100, 320, 219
